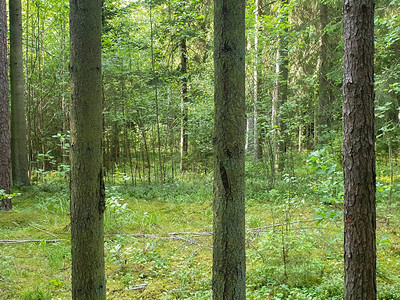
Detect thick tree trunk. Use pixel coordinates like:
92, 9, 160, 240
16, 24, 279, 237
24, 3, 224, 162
180, 38, 188, 172
10, 0, 29, 186
69, 0, 106, 299
213, 0, 246, 298
343, 0, 376, 298
0, 0, 12, 210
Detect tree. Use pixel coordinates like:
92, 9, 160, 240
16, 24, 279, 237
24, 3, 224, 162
0, 0, 11, 210
342, 0, 376, 298
212, 0, 246, 298
271, 0, 289, 171
69, 0, 106, 298
10, 0, 29, 186
180, 37, 188, 172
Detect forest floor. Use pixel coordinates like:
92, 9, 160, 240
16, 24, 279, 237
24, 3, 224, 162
0, 159, 400, 299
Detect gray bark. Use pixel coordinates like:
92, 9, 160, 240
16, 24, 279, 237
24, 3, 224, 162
69, 0, 106, 298
10, 0, 29, 186
213, 0, 246, 298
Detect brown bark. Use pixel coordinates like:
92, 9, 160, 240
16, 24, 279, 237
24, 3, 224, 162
69, 0, 106, 298
0, 0, 11, 210
213, 0, 246, 298
343, 0, 376, 298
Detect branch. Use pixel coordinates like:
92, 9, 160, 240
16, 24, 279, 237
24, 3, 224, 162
0, 239, 65, 244
28, 223, 60, 239
247, 219, 318, 233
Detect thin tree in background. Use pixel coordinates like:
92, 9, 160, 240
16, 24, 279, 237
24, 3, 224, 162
212, 0, 246, 298
10, 0, 29, 186
342, 0, 376, 298
180, 38, 188, 173
69, 0, 106, 298
0, 0, 12, 210
271, 0, 289, 171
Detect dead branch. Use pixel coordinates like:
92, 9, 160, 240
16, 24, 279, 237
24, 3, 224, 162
0, 239, 65, 244
28, 223, 60, 239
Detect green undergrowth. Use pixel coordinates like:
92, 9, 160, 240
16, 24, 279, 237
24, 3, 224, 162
1, 162, 399, 299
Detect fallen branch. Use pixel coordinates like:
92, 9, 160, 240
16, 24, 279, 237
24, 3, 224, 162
28, 223, 60, 239
0, 239, 65, 244
247, 219, 318, 233
131, 283, 148, 290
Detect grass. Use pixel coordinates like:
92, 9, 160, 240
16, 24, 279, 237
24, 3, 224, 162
0, 159, 399, 299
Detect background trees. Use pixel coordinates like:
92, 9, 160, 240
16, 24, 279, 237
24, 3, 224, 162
5, 0, 396, 186
0, 0, 399, 298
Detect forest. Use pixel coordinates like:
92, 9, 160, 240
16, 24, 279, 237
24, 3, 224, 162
0, 0, 399, 299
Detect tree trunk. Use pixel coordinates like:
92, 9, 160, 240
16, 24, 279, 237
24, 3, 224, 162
180, 38, 189, 173
10, 0, 29, 186
0, 0, 11, 210
213, 0, 246, 298
343, 0, 376, 298
253, 0, 263, 162
69, 0, 106, 299
271, 0, 289, 171
317, 2, 330, 145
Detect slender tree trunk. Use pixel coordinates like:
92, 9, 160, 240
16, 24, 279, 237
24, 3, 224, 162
69, 0, 106, 298
343, 0, 376, 298
387, 138, 393, 225
180, 38, 189, 172
149, 5, 164, 182
253, 0, 263, 162
0, 0, 12, 210
213, 0, 246, 298
271, 0, 289, 171
317, 2, 329, 145
10, 0, 29, 186
61, 19, 69, 166
245, 114, 254, 152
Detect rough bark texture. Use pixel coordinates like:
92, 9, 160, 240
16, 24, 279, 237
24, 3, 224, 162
180, 38, 188, 172
0, 0, 12, 210
10, 0, 29, 186
69, 0, 106, 299
343, 0, 376, 298
213, 0, 246, 298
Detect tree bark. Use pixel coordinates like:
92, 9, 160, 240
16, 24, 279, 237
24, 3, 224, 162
69, 0, 106, 299
180, 38, 188, 172
0, 0, 12, 210
343, 0, 376, 298
213, 0, 246, 298
10, 0, 29, 186
253, 0, 263, 162
271, 0, 289, 171
316, 2, 330, 145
